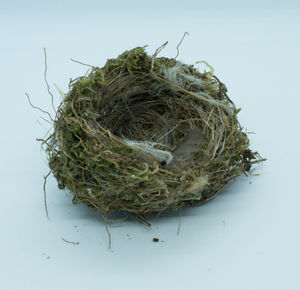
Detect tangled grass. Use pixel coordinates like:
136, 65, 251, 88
41, 45, 265, 222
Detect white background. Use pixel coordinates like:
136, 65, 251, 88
1, 1, 299, 289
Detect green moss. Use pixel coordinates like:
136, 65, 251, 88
44, 46, 265, 217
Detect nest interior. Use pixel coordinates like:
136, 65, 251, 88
45, 46, 264, 219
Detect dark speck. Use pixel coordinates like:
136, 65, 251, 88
153, 238, 159, 242
160, 160, 166, 166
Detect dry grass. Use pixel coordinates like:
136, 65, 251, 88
42, 46, 265, 221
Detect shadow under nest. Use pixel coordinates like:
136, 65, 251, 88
45, 46, 265, 221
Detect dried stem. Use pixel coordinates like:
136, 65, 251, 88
104, 216, 112, 249
151, 41, 168, 73
175, 32, 189, 59
25, 93, 53, 122
70, 58, 94, 68
177, 208, 182, 235
62, 238, 79, 245
43, 170, 51, 220
43, 48, 57, 116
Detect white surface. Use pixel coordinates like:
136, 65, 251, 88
1, 1, 299, 290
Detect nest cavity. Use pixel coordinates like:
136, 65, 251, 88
46, 46, 264, 218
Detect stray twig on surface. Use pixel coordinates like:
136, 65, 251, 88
62, 238, 80, 245
104, 216, 112, 249
43, 170, 51, 220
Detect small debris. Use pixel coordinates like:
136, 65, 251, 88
153, 238, 159, 242
62, 238, 80, 245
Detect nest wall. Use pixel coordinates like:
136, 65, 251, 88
45, 46, 263, 218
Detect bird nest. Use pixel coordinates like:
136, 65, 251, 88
44, 45, 264, 220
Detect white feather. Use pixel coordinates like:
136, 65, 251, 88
160, 63, 234, 116
162, 63, 206, 90
123, 139, 174, 165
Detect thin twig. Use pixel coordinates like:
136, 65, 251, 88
36, 133, 52, 146
137, 215, 152, 227
156, 123, 180, 143
250, 158, 267, 164
62, 238, 80, 245
70, 58, 94, 68
177, 208, 182, 235
54, 83, 65, 101
104, 216, 112, 249
25, 93, 54, 122
213, 74, 234, 105
84, 68, 91, 77
175, 32, 189, 59
44, 48, 57, 115
150, 41, 168, 73
40, 116, 53, 125
43, 170, 52, 220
